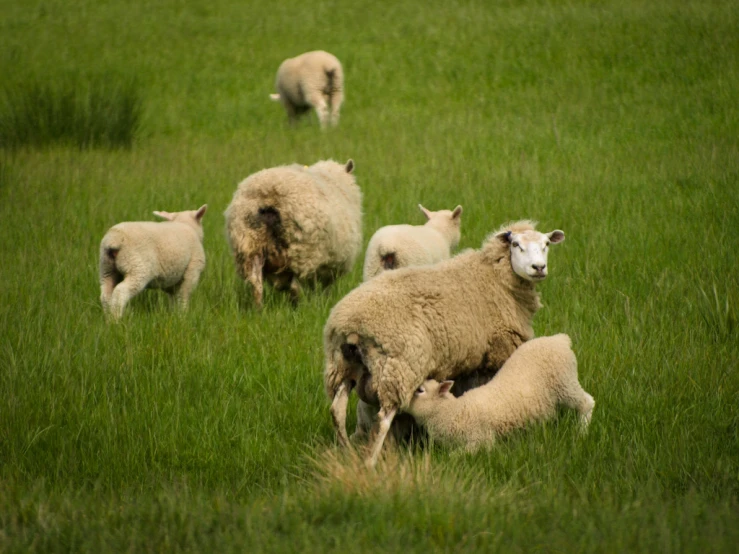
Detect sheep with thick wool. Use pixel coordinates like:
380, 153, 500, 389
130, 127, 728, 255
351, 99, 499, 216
270, 50, 344, 128
99, 205, 207, 320
363, 204, 463, 281
406, 334, 595, 452
224, 159, 362, 308
324, 220, 565, 466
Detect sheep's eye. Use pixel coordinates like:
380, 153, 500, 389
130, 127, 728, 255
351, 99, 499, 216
415, 386, 425, 395
511, 241, 519, 248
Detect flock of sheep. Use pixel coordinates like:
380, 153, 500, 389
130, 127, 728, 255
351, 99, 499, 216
98, 50, 595, 467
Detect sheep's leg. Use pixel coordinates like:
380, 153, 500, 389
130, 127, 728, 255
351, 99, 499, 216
246, 252, 265, 309
173, 262, 203, 311
100, 273, 120, 314
109, 278, 147, 320
366, 406, 398, 468
563, 385, 595, 433
308, 91, 330, 129
288, 276, 302, 306
329, 90, 343, 127
330, 379, 354, 447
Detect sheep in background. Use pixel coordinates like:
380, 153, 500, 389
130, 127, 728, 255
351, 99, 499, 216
362, 204, 463, 281
99, 205, 207, 320
406, 334, 595, 453
224, 159, 362, 309
324, 220, 565, 466
270, 50, 344, 128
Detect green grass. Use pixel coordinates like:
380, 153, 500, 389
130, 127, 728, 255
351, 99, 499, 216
1, 0, 738, 551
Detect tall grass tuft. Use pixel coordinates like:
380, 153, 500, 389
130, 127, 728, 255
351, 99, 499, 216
0, 76, 142, 150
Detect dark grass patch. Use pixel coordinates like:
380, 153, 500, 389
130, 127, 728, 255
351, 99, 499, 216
0, 76, 142, 150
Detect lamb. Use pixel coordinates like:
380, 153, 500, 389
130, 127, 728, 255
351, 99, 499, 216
99, 205, 207, 320
406, 334, 595, 453
362, 204, 463, 281
323, 220, 565, 466
270, 50, 344, 128
224, 159, 362, 309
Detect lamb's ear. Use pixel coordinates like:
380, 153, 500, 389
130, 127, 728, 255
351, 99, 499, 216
438, 381, 454, 396
195, 204, 208, 222
345, 159, 355, 173
452, 205, 463, 220
269, 93, 281, 101
495, 230, 512, 244
153, 211, 174, 221
548, 230, 565, 243
418, 204, 432, 220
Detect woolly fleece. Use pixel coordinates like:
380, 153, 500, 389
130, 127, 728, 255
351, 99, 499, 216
224, 159, 362, 307
406, 334, 595, 452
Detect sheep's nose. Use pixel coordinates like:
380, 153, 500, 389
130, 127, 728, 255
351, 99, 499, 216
532, 264, 546, 272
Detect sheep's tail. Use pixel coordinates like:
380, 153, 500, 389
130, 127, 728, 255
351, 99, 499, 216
105, 247, 120, 260
380, 252, 397, 270
258, 206, 288, 255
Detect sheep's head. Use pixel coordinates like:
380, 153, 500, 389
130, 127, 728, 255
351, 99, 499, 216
419, 204, 463, 249
406, 379, 455, 418
496, 228, 564, 282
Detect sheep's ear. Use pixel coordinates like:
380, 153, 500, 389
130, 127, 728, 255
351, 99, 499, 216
495, 230, 512, 244
548, 230, 565, 243
452, 205, 463, 220
418, 204, 432, 220
153, 211, 174, 221
345, 159, 355, 173
438, 381, 454, 396
269, 93, 281, 101
195, 204, 208, 222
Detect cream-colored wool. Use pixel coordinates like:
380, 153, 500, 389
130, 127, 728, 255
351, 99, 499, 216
99, 205, 207, 320
270, 50, 344, 128
362, 204, 463, 281
224, 159, 362, 308
324, 220, 565, 465
406, 334, 595, 453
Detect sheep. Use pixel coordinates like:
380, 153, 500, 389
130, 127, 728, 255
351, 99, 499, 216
270, 50, 344, 128
224, 159, 362, 309
362, 204, 463, 281
99, 205, 207, 320
406, 334, 595, 453
323, 220, 565, 466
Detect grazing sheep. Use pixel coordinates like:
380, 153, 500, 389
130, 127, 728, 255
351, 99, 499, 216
99, 205, 207, 320
224, 159, 362, 309
406, 334, 595, 453
362, 204, 463, 281
324, 220, 565, 466
270, 50, 344, 128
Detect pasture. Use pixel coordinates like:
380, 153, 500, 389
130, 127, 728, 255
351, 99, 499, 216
1, 0, 738, 551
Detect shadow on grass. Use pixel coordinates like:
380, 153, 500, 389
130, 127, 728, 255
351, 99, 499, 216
0, 75, 142, 151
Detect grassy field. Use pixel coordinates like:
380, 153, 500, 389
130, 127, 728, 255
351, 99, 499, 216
1, 0, 738, 551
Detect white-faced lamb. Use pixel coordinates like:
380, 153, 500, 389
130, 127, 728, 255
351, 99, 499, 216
270, 50, 344, 128
323, 220, 565, 466
406, 334, 595, 453
99, 205, 207, 320
224, 159, 362, 309
362, 204, 463, 281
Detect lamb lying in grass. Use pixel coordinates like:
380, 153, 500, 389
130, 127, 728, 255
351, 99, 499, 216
406, 334, 595, 453
324, 220, 565, 466
224, 159, 362, 309
270, 50, 344, 128
99, 205, 207, 320
362, 204, 463, 281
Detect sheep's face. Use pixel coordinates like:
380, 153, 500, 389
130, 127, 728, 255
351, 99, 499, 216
407, 379, 455, 417
498, 229, 565, 282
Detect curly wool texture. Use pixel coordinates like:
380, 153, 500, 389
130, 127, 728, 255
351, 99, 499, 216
272, 50, 344, 128
362, 206, 462, 281
99, 206, 207, 319
225, 160, 362, 289
324, 220, 542, 411
406, 334, 595, 453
